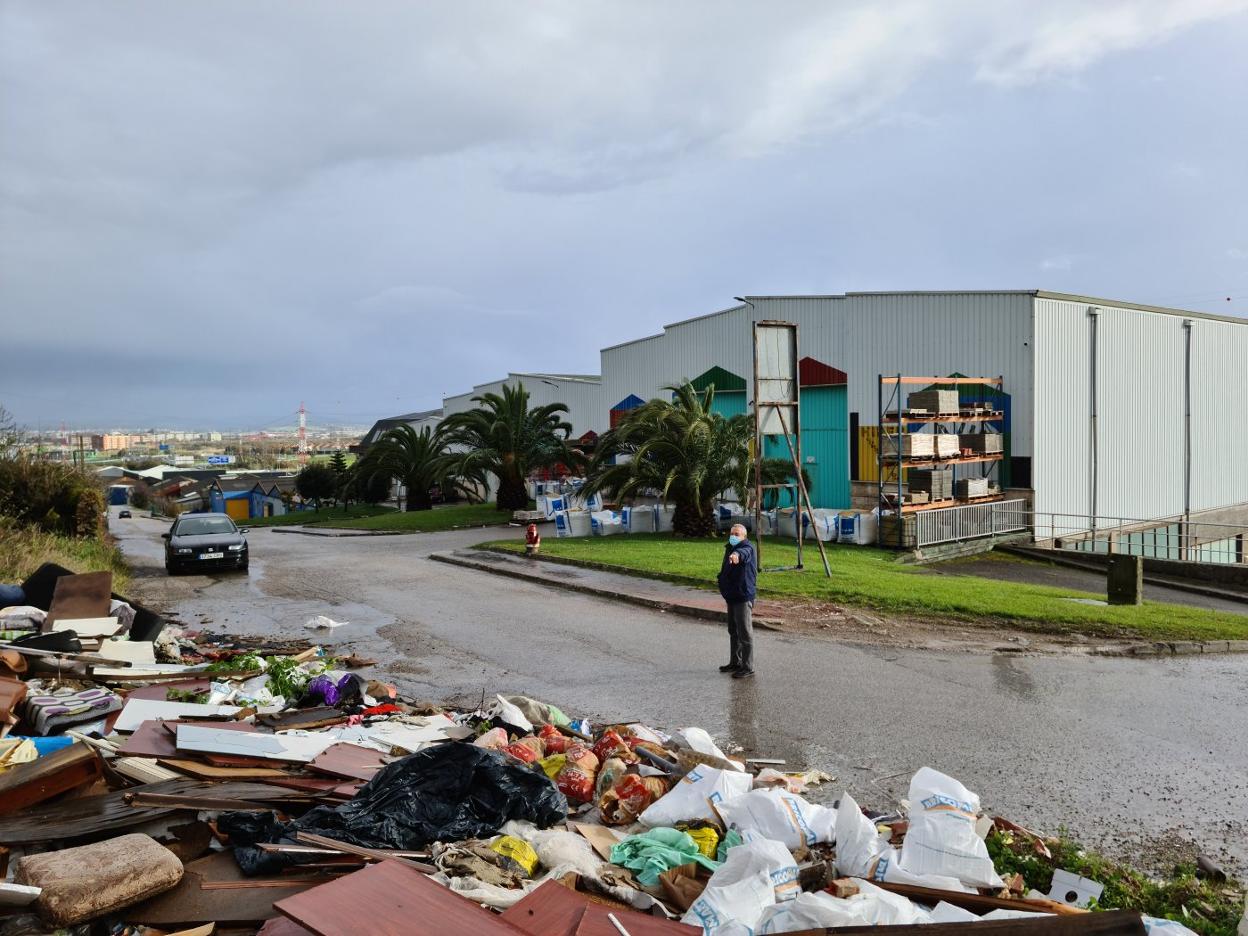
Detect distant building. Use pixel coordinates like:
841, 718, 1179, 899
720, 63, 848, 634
354, 408, 444, 454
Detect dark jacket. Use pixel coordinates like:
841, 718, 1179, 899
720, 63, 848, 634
718, 540, 757, 603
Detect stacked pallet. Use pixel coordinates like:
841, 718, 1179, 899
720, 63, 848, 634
956, 477, 990, 498
909, 468, 954, 500
882, 433, 934, 459
907, 389, 959, 415
963, 433, 1003, 455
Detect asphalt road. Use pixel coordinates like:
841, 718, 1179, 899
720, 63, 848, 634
112, 508, 1248, 876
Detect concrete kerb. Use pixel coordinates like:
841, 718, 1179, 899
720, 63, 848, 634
429, 550, 787, 631
266, 522, 514, 538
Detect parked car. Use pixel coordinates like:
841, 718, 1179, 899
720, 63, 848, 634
162, 513, 248, 575
118, 509, 132, 519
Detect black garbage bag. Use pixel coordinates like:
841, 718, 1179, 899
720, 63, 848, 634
222, 743, 567, 875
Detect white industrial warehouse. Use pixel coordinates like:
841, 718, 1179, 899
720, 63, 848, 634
366, 290, 1248, 553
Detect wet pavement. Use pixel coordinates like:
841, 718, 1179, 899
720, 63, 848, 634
112, 508, 1248, 875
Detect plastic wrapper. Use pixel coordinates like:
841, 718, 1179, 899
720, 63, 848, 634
503, 735, 544, 764
490, 835, 539, 876
474, 726, 509, 750
538, 723, 569, 754
592, 728, 635, 763
222, 744, 568, 874
598, 774, 670, 825
538, 754, 566, 780
595, 756, 628, 799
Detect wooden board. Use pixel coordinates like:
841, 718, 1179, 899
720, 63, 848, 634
275, 860, 529, 936
44, 571, 112, 629
570, 821, 624, 862
871, 882, 1087, 917
93, 639, 157, 664
575, 904, 699, 935
807, 910, 1145, 936
128, 851, 331, 927
115, 699, 243, 733
308, 743, 387, 782
50, 616, 123, 638
159, 758, 291, 780
0, 742, 101, 816
0, 779, 311, 846
119, 718, 255, 759
124, 677, 212, 702
502, 880, 590, 936
177, 724, 336, 763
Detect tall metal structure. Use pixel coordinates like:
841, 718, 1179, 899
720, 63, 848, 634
752, 321, 831, 577
297, 401, 308, 465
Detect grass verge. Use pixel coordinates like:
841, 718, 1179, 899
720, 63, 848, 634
478, 534, 1248, 641
0, 519, 131, 593
988, 829, 1244, 936
238, 505, 395, 528
241, 502, 514, 532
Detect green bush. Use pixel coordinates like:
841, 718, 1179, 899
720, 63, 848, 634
0, 456, 106, 537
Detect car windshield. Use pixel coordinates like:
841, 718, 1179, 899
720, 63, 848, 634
175, 516, 237, 536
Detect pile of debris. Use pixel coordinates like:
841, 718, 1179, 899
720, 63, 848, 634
0, 564, 1216, 935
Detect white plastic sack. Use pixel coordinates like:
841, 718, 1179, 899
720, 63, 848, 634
304, 615, 348, 630
640, 766, 755, 827
834, 792, 973, 893
590, 510, 622, 535
898, 767, 1004, 888
484, 694, 534, 733
758, 878, 933, 933
681, 837, 799, 934
673, 727, 743, 770
716, 788, 836, 851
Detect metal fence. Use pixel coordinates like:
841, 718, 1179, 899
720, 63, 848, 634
1032, 510, 1248, 565
914, 498, 1031, 548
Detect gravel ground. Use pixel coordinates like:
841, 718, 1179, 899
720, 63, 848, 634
113, 508, 1248, 877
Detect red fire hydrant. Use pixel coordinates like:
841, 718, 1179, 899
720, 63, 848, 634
525, 523, 541, 557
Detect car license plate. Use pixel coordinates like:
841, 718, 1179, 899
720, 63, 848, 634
201, 552, 224, 560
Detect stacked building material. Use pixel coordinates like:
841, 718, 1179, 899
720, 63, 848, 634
910, 469, 955, 500
963, 433, 1004, 455
907, 389, 960, 415
956, 477, 990, 499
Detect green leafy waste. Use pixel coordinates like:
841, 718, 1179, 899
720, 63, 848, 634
987, 830, 1245, 936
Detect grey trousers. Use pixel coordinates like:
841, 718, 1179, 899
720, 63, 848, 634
726, 600, 754, 671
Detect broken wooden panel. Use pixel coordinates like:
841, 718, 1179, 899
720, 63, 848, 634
44, 572, 113, 629
128, 850, 332, 928
176, 724, 337, 763
307, 742, 387, 782
275, 860, 529, 935
0, 742, 101, 816
120, 718, 256, 759
817, 910, 1146, 936
114, 699, 243, 733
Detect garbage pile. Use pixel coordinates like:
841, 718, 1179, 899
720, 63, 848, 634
0, 565, 1195, 935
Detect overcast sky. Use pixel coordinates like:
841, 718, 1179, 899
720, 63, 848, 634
2, 1, 1246, 430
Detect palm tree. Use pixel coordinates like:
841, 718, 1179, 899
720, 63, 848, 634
440, 383, 580, 511
584, 382, 752, 537
357, 424, 475, 511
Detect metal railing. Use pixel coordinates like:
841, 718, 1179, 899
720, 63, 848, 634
914, 498, 1030, 548
1032, 510, 1248, 565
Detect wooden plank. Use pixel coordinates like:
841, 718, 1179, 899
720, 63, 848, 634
177, 724, 337, 763
570, 821, 624, 861
502, 880, 588, 936
120, 718, 255, 759
812, 911, 1144, 936
128, 850, 331, 927
125, 791, 314, 811
115, 699, 243, 733
124, 677, 212, 702
93, 639, 157, 664
45, 571, 112, 628
574, 903, 699, 935
113, 756, 181, 783
307, 743, 387, 782
50, 616, 122, 638
158, 758, 290, 780
274, 860, 528, 936
294, 832, 436, 873
0, 743, 101, 816
870, 881, 1090, 916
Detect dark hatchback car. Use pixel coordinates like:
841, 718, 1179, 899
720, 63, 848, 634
163, 513, 249, 575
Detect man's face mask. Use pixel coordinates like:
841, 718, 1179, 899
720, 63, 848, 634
728, 534, 743, 546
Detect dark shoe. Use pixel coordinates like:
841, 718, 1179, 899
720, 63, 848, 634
719, 663, 739, 673
732, 669, 755, 679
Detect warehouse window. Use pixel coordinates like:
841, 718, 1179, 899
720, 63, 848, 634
1010, 456, 1032, 488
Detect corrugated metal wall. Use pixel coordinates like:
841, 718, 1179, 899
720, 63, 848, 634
441, 375, 605, 437
598, 293, 1035, 497
1032, 297, 1248, 521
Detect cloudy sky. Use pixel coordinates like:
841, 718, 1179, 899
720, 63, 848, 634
2, 1, 1246, 430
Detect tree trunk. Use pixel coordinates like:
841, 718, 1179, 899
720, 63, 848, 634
673, 499, 717, 537
495, 473, 529, 511
406, 483, 433, 511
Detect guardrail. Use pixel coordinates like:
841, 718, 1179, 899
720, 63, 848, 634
1032, 510, 1247, 565
914, 498, 1030, 548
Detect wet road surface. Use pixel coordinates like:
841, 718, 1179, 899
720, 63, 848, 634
112, 509, 1248, 874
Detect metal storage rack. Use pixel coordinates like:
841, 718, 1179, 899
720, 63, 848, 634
877, 375, 1006, 547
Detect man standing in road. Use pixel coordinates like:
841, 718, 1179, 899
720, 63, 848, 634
717, 523, 756, 679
